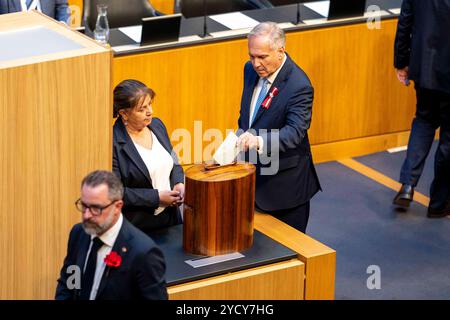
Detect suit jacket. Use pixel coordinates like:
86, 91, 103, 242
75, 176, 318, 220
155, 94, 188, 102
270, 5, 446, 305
55, 218, 168, 300
0, 0, 70, 23
394, 0, 450, 93
238, 54, 321, 211
113, 117, 184, 231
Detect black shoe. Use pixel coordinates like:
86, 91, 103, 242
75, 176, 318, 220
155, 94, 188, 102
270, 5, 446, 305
427, 201, 450, 218
393, 184, 414, 207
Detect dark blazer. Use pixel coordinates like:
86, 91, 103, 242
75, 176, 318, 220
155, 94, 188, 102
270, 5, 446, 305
55, 218, 168, 300
113, 117, 184, 231
238, 54, 321, 211
0, 0, 70, 22
394, 0, 450, 93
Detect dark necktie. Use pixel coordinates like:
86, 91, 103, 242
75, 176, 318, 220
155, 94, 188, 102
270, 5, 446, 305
79, 237, 104, 300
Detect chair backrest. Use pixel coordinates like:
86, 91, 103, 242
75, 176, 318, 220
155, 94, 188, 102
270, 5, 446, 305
83, 0, 157, 31
181, 0, 271, 18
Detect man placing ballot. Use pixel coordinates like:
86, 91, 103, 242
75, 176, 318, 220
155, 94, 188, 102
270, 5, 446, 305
236, 22, 321, 233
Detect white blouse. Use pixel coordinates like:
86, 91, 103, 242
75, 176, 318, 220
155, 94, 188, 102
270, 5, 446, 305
133, 131, 174, 215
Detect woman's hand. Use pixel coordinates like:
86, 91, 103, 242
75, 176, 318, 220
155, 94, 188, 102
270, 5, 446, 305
158, 190, 181, 208
173, 183, 185, 205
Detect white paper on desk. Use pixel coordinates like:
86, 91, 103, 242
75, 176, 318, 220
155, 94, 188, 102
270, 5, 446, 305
213, 132, 239, 166
388, 8, 401, 15
304, 0, 330, 17
118, 25, 142, 43
209, 12, 259, 30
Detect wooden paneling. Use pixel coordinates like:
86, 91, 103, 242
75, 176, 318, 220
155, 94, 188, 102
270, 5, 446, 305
113, 19, 416, 163
254, 212, 336, 300
0, 12, 111, 300
168, 259, 305, 299
67, 0, 174, 26
312, 130, 411, 163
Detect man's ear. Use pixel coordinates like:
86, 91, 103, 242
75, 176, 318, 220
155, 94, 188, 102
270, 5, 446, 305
115, 200, 124, 211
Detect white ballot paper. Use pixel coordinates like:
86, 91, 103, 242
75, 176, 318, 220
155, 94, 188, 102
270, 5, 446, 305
213, 132, 239, 166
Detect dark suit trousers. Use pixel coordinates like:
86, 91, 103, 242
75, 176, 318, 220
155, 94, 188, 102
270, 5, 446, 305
256, 201, 310, 233
400, 86, 450, 209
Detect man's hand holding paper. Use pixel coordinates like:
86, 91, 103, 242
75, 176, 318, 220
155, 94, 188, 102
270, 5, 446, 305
237, 132, 262, 153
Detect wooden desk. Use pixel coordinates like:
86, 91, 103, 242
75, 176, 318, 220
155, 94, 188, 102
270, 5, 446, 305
0, 11, 111, 300
167, 212, 335, 300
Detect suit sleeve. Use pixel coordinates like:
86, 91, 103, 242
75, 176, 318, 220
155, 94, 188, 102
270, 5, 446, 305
237, 62, 254, 131
134, 246, 168, 300
55, 0, 70, 23
394, 0, 414, 69
113, 145, 160, 209
55, 225, 81, 300
260, 84, 313, 155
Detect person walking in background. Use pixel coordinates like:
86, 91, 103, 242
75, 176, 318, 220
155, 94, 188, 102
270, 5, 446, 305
393, 0, 450, 217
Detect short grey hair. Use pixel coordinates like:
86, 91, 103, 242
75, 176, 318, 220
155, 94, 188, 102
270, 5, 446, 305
81, 170, 124, 201
248, 22, 286, 50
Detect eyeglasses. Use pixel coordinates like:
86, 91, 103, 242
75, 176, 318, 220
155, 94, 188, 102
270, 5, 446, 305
75, 198, 117, 216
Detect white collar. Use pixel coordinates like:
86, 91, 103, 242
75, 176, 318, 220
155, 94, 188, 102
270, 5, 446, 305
92, 214, 123, 248
20, 0, 41, 12
265, 53, 287, 85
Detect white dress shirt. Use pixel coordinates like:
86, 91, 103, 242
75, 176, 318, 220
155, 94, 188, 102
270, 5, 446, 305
84, 214, 123, 300
20, 0, 41, 12
133, 131, 174, 215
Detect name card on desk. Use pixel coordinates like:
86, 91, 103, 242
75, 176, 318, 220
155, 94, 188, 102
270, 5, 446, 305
185, 253, 245, 268
118, 25, 142, 43
209, 12, 259, 30
304, 0, 330, 17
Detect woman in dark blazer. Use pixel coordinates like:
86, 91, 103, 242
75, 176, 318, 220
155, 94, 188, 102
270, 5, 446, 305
113, 79, 184, 232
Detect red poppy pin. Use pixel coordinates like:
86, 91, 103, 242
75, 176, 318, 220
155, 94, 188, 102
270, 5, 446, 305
261, 87, 279, 110
104, 251, 122, 268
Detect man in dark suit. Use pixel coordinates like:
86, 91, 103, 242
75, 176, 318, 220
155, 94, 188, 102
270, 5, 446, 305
237, 22, 321, 233
0, 0, 70, 23
55, 170, 168, 300
393, 0, 450, 217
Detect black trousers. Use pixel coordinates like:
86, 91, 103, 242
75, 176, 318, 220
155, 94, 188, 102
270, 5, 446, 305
400, 86, 450, 210
256, 201, 310, 233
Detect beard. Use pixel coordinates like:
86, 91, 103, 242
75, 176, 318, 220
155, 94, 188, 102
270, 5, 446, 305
82, 211, 115, 236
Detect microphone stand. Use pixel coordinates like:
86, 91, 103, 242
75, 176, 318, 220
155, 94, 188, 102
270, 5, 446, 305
295, 1, 301, 25
201, 0, 212, 38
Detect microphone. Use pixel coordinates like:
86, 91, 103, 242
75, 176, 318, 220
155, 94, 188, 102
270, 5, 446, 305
202, 0, 209, 38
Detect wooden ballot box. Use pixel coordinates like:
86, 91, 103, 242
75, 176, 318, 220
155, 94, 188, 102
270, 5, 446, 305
183, 163, 256, 256
0, 11, 111, 299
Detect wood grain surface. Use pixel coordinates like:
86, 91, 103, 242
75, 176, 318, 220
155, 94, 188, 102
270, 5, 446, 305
183, 163, 256, 255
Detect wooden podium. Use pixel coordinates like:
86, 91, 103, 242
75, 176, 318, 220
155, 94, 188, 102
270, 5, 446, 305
0, 11, 111, 299
183, 163, 256, 256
